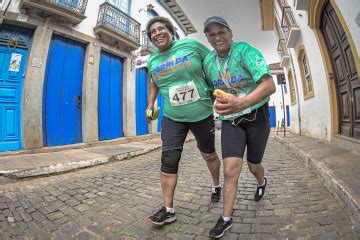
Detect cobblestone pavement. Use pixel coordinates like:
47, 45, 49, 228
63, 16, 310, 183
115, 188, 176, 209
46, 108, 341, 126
0, 134, 358, 239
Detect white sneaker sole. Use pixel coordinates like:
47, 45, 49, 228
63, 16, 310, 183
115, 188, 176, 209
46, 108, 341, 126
149, 216, 176, 226
210, 223, 232, 238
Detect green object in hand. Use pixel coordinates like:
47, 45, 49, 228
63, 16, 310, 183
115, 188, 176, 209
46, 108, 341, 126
146, 108, 161, 120
146, 109, 153, 118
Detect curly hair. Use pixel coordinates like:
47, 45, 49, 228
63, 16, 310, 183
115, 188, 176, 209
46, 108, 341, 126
146, 16, 175, 40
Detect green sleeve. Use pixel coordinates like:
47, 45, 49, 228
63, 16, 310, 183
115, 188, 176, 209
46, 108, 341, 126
202, 54, 215, 92
242, 44, 272, 83
193, 40, 210, 60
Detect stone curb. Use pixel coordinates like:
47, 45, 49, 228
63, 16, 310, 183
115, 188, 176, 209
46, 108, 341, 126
1, 136, 196, 180
274, 135, 360, 233
1, 145, 162, 179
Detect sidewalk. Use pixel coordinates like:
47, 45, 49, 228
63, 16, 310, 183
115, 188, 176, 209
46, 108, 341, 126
274, 132, 360, 233
0, 133, 192, 180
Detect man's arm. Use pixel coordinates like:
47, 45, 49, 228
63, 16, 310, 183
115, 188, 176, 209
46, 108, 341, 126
214, 75, 276, 115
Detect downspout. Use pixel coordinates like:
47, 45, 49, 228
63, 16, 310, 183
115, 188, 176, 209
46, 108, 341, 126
289, 50, 302, 135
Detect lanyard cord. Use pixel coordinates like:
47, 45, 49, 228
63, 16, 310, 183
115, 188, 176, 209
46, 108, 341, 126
215, 48, 233, 89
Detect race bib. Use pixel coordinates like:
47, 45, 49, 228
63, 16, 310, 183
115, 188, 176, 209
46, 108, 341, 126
222, 91, 251, 120
169, 81, 200, 106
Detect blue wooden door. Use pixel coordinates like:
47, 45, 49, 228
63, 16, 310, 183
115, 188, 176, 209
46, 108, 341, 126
269, 106, 276, 128
136, 67, 148, 135
0, 46, 28, 151
286, 105, 290, 127
43, 35, 85, 146
157, 93, 164, 132
98, 51, 124, 140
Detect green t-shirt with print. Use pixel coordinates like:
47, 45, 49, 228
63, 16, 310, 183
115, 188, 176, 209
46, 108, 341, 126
203, 41, 272, 120
147, 39, 213, 122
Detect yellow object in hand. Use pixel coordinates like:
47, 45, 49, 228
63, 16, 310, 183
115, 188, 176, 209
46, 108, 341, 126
213, 89, 231, 98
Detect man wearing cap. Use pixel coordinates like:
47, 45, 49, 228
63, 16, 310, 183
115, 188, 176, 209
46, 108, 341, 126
202, 16, 276, 238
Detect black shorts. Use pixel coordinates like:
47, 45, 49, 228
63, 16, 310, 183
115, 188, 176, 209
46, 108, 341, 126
161, 115, 216, 154
221, 103, 270, 164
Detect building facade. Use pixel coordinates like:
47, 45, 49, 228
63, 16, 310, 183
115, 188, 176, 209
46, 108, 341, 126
260, 0, 360, 143
268, 63, 291, 131
0, 0, 191, 152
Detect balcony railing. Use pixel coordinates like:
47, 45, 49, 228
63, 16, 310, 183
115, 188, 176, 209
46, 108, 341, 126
94, 2, 141, 50
49, 0, 87, 14
139, 30, 157, 55
20, 0, 88, 24
281, 6, 300, 48
277, 39, 290, 67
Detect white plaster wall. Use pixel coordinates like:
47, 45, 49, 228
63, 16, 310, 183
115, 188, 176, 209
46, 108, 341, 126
72, 1, 103, 37
284, 68, 301, 135
335, 0, 360, 57
275, 0, 360, 141
280, 3, 333, 140
6, 0, 20, 13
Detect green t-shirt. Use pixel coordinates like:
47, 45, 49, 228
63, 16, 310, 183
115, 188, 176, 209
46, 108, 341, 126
147, 39, 213, 122
203, 42, 272, 120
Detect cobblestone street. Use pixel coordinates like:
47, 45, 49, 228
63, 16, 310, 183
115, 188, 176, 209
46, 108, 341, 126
0, 134, 358, 239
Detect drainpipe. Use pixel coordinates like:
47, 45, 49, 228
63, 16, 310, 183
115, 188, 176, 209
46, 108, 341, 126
289, 50, 302, 135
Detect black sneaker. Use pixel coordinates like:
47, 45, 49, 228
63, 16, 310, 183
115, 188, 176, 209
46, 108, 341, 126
254, 177, 267, 202
149, 206, 176, 226
209, 216, 233, 238
211, 186, 222, 203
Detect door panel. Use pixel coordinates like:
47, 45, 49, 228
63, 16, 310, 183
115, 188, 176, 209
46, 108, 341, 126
135, 67, 148, 136
157, 93, 164, 132
269, 106, 276, 128
0, 46, 27, 151
43, 35, 85, 146
321, 2, 360, 139
98, 51, 124, 140
286, 105, 290, 127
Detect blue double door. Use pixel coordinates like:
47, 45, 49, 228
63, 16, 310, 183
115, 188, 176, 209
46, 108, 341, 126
0, 46, 28, 151
43, 35, 85, 146
98, 51, 124, 140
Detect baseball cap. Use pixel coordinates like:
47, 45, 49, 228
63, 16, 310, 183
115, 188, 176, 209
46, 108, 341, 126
203, 16, 230, 33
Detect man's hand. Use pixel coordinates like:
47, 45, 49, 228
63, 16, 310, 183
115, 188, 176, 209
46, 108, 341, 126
214, 95, 249, 115
145, 105, 154, 123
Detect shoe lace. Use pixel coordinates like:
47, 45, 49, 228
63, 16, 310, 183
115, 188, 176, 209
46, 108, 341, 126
214, 217, 226, 229
153, 208, 168, 220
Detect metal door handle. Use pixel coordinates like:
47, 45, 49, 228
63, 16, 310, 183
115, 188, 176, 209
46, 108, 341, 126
76, 95, 81, 109
346, 72, 351, 79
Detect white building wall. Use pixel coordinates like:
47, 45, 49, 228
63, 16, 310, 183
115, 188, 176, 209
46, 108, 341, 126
276, 0, 359, 141
72, 1, 101, 37
277, 2, 331, 140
